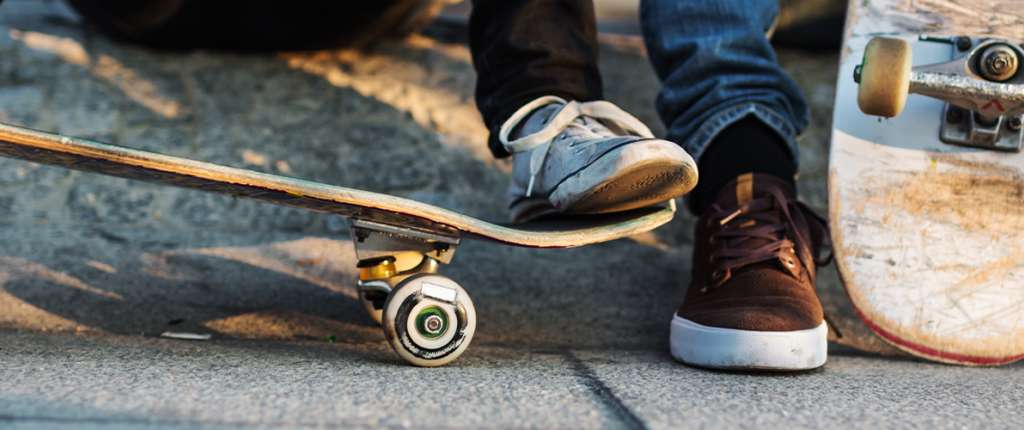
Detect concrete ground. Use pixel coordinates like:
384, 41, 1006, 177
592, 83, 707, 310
0, 1, 1021, 429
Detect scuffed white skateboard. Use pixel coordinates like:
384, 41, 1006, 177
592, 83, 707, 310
830, 0, 1024, 365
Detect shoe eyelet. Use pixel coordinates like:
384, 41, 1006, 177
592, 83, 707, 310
711, 269, 726, 281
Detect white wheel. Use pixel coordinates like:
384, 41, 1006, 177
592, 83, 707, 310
857, 37, 912, 117
382, 274, 476, 367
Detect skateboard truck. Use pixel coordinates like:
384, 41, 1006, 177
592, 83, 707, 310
350, 219, 475, 367
855, 35, 1024, 152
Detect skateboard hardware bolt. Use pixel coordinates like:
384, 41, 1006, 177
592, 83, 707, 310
416, 306, 448, 338
946, 108, 963, 123
424, 315, 443, 334
853, 65, 863, 83
955, 36, 972, 51
979, 44, 1018, 81
1010, 117, 1022, 131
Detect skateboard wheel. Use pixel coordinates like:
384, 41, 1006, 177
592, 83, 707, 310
382, 274, 476, 367
857, 37, 912, 117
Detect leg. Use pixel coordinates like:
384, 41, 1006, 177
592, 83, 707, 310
641, 0, 830, 371
67, 0, 435, 49
641, 0, 808, 213
469, 0, 698, 222
469, 0, 603, 158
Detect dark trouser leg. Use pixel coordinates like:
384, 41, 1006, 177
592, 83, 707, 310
470, 0, 603, 158
66, 0, 430, 50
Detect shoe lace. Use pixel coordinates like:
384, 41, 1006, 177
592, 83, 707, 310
498, 96, 655, 197
704, 188, 832, 291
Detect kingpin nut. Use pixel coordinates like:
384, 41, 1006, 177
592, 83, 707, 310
980, 44, 1019, 82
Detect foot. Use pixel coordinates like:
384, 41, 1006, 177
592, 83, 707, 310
499, 96, 698, 222
670, 173, 830, 371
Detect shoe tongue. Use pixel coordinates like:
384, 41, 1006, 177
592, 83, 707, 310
510, 103, 611, 141
510, 103, 563, 140
713, 173, 795, 209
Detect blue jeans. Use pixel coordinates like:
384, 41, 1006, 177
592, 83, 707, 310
471, 0, 808, 167
641, 0, 808, 164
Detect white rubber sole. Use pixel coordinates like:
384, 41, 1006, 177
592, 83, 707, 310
670, 315, 827, 371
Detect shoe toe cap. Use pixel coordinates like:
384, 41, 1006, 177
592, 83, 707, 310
682, 301, 823, 332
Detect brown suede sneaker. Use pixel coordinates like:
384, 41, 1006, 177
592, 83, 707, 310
670, 173, 831, 371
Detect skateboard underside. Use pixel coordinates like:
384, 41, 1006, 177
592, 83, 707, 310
830, 0, 1024, 364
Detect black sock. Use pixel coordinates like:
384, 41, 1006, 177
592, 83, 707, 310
691, 116, 798, 213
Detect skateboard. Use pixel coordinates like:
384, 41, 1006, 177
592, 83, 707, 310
0, 121, 676, 367
830, 0, 1024, 365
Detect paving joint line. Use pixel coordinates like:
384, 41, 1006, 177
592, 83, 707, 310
565, 350, 647, 430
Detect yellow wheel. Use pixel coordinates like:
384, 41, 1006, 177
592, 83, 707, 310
356, 256, 398, 325
857, 37, 912, 117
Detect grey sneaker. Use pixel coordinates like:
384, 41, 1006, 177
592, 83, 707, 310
499, 96, 698, 222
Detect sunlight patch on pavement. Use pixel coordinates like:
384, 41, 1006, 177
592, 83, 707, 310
0, 256, 118, 333
10, 29, 186, 119
0, 256, 123, 300
625, 230, 672, 252
85, 260, 117, 274
157, 237, 360, 300
240, 148, 270, 166
204, 309, 373, 340
404, 33, 472, 64
278, 45, 499, 168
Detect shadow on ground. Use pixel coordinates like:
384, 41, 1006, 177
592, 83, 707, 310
0, 1, 696, 361
0, 0, 897, 364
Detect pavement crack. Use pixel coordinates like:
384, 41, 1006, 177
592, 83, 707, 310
90, 227, 128, 244
565, 351, 647, 430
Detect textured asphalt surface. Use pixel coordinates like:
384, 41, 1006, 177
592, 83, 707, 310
1, 1, 1022, 429
5, 332, 1024, 429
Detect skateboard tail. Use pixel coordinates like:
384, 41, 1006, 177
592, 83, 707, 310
850, 303, 1024, 366
831, 0, 1024, 365
0, 122, 458, 232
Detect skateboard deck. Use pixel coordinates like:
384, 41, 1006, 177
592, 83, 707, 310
0, 120, 676, 367
830, 0, 1024, 365
0, 122, 673, 247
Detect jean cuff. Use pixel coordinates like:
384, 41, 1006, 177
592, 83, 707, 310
682, 102, 800, 169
